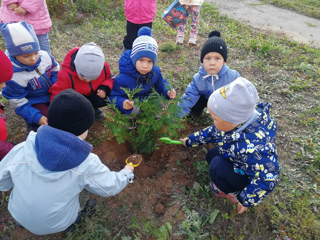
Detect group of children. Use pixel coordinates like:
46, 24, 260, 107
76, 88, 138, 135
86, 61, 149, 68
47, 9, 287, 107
0, 12, 280, 236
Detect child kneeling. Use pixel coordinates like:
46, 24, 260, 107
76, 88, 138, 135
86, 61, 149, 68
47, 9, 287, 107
181, 77, 280, 214
0, 89, 134, 235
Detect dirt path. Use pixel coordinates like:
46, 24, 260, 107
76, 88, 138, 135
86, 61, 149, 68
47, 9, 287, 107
205, 0, 320, 48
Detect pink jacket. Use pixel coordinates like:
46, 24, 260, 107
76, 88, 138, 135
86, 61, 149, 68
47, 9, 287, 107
124, 0, 156, 24
0, 0, 51, 34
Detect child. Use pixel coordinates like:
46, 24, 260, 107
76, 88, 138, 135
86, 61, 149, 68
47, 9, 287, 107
176, 0, 203, 45
0, 89, 134, 235
123, 0, 157, 51
49, 42, 114, 121
0, 49, 14, 160
177, 30, 240, 118
180, 77, 280, 214
110, 27, 176, 115
0, 0, 52, 54
0, 21, 59, 133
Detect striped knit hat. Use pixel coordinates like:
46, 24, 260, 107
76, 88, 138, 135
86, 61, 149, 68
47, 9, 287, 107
0, 21, 39, 57
130, 27, 158, 67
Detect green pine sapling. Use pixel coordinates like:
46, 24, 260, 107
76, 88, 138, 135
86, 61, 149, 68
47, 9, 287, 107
104, 85, 185, 156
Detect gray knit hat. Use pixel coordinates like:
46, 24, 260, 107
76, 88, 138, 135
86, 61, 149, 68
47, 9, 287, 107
74, 42, 105, 80
208, 77, 259, 125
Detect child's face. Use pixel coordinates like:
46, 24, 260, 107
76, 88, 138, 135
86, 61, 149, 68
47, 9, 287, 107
202, 52, 225, 75
0, 82, 6, 91
78, 74, 95, 82
136, 57, 153, 75
15, 51, 39, 66
208, 107, 238, 132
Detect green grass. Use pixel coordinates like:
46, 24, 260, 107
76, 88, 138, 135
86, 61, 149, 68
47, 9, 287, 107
262, 0, 320, 19
1, 0, 320, 239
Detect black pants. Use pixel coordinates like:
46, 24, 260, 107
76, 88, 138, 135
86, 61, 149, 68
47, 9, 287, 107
191, 95, 208, 113
206, 147, 250, 194
85, 94, 108, 109
123, 20, 153, 50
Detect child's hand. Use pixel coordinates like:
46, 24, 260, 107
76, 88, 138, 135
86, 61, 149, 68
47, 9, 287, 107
237, 202, 248, 214
38, 116, 48, 126
97, 89, 106, 98
124, 164, 134, 173
123, 99, 134, 110
13, 6, 27, 15
179, 137, 188, 147
8, 3, 18, 10
167, 89, 176, 99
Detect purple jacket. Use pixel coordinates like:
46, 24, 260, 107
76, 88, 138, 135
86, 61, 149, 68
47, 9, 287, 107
0, 0, 51, 34
125, 0, 156, 24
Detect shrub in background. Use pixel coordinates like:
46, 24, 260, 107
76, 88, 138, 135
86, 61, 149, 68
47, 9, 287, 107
104, 86, 185, 156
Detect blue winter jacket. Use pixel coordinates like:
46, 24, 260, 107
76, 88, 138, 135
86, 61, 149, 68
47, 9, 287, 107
2, 51, 59, 124
0, 125, 134, 235
177, 64, 240, 117
185, 102, 280, 207
109, 50, 171, 114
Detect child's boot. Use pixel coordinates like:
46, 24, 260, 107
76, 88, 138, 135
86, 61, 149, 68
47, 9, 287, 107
176, 34, 184, 45
188, 34, 197, 46
94, 108, 105, 121
209, 181, 238, 204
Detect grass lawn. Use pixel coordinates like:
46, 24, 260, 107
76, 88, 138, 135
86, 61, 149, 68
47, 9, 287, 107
0, 0, 319, 239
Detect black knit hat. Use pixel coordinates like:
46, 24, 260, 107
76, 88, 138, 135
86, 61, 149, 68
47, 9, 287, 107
200, 30, 228, 63
48, 89, 95, 136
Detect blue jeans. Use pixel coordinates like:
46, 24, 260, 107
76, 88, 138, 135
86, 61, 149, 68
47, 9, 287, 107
37, 33, 51, 55
206, 147, 250, 194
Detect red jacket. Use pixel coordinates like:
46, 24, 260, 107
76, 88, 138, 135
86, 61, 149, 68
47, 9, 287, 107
49, 47, 114, 102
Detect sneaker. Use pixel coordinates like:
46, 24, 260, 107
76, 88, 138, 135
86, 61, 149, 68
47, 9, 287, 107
94, 108, 105, 121
188, 37, 197, 45
176, 35, 184, 44
209, 181, 238, 204
125, 118, 136, 130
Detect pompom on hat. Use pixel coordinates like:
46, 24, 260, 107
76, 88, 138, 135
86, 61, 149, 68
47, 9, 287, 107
130, 27, 158, 67
0, 49, 13, 83
0, 21, 40, 57
48, 89, 95, 136
207, 77, 259, 125
74, 42, 105, 80
200, 30, 228, 63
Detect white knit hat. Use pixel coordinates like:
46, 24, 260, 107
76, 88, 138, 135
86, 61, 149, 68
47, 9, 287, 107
208, 77, 259, 124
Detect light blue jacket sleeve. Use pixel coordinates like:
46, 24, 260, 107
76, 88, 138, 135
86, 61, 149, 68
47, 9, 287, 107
177, 79, 201, 118
77, 154, 134, 197
0, 150, 14, 191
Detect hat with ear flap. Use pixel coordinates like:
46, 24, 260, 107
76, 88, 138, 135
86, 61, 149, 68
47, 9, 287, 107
130, 27, 158, 67
208, 77, 259, 125
200, 30, 228, 63
48, 89, 95, 136
0, 21, 40, 57
0, 49, 13, 83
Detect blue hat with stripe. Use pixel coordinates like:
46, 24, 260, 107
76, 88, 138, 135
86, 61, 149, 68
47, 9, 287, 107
0, 21, 40, 57
130, 27, 158, 67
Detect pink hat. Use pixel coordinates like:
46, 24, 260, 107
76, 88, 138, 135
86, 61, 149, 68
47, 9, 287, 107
0, 49, 13, 83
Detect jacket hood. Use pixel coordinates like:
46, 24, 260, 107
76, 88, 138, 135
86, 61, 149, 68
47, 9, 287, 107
222, 102, 277, 143
61, 47, 80, 76
35, 125, 92, 172
199, 64, 230, 78
119, 50, 140, 77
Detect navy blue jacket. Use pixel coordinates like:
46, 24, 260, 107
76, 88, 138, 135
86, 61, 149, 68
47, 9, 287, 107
109, 50, 171, 114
